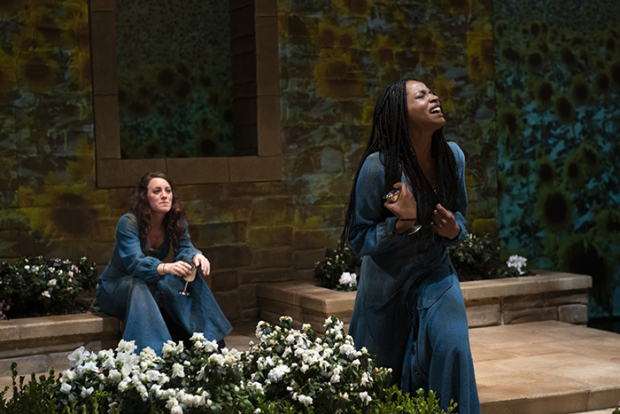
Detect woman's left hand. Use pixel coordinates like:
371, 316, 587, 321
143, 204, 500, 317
193, 254, 211, 276
432, 204, 460, 240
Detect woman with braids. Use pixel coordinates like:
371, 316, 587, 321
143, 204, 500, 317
97, 172, 231, 354
342, 79, 480, 413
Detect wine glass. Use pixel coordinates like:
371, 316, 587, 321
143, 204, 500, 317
178, 265, 198, 297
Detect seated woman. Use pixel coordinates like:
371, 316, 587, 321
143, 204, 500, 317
97, 171, 232, 354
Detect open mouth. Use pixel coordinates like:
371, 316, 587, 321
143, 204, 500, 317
430, 106, 442, 114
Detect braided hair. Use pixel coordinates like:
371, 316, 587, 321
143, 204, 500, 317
340, 79, 458, 248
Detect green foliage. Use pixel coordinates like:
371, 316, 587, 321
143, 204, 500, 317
1, 318, 455, 414
0, 363, 59, 414
0, 257, 97, 319
448, 234, 534, 281
314, 246, 363, 291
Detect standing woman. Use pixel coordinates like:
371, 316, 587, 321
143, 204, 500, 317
97, 172, 232, 354
342, 79, 481, 413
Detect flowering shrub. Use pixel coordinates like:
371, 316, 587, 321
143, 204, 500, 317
243, 316, 392, 413
314, 246, 362, 291
0, 316, 456, 414
0, 300, 9, 320
0, 256, 97, 319
448, 234, 534, 281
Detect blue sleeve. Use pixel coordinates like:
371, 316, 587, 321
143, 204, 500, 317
348, 153, 408, 256
172, 221, 201, 263
115, 214, 161, 283
442, 142, 468, 247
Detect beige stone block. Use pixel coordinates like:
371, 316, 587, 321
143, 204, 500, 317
93, 95, 120, 159
465, 301, 501, 328
90, 12, 117, 95
293, 248, 325, 269
19, 313, 105, 340
460, 273, 592, 301
0, 324, 19, 342
256, 281, 309, 305
250, 197, 293, 226
259, 309, 282, 327
301, 289, 356, 315
296, 268, 316, 282
166, 157, 230, 185
558, 304, 588, 325
97, 159, 167, 188
229, 156, 282, 182
99, 313, 120, 334
545, 290, 588, 306
258, 298, 303, 321
503, 293, 545, 311
293, 228, 341, 250
48, 351, 73, 372
503, 307, 558, 325
0, 355, 49, 378
257, 97, 282, 157
587, 388, 620, 411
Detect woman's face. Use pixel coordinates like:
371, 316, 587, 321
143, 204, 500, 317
147, 177, 173, 215
406, 80, 445, 130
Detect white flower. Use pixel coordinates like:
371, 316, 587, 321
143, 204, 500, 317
60, 382, 72, 394
171, 363, 185, 378
108, 369, 122, 383
41, 291, 51, 298
338, 272, 357, 287
48, 279, 57, 286
507, 255, 527, 275
62, 369, 76, 381
339, 344, 356, 357
77, 361, 99, 375
68, 346, 89, 368
267, 365, 290, 382
80, 386, 94, 398
359, 391, 373, 405
117, 340, 137, 353
208, 354, 225, 366
118, 379, 130, 392
297, 394, 313, 407
68, 271, 74, 277
302, 323, 312, 333
360, 372, 373, 386
190, 332, 205, 342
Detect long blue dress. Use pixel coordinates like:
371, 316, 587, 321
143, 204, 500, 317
96, 213, 232, 354
348, 142, 481, 414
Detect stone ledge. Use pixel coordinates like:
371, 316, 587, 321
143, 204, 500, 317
0, 312, 121, 356
257, 272, 593, 333
460, 270, 592, 301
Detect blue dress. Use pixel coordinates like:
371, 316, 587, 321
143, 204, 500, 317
348, 142, 481, 414
96, 213, 232, 354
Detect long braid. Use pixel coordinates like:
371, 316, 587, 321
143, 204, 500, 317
340, 79, 458, 249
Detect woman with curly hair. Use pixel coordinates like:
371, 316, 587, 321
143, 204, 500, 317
97, 172, 231, 354
341, 79, 480, 413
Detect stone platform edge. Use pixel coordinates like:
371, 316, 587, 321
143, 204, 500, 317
257, 271, 593, 333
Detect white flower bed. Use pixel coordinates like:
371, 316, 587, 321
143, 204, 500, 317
55, 316, 393, 414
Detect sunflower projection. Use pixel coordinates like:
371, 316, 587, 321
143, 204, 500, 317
495, 0, 620, 317
115, 0, 235, 159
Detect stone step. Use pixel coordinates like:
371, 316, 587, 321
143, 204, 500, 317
472, 321, 620, 414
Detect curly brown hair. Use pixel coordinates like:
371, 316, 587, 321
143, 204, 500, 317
129, 171, 188, 249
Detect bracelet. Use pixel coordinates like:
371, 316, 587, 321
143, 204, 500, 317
407, 224, 422, 236
163, 263, 167, 274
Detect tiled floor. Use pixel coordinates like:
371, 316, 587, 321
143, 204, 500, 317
2, 320, 619, 414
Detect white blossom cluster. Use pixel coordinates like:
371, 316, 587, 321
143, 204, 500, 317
57, 334, 254, 414
338, 272, 357, 288
245, 315, 391, 412
506, 255, 528, 275
55, 316, 391, 413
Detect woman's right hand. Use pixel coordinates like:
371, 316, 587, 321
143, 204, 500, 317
383, 182, 417, 220
163, 261, 193, 277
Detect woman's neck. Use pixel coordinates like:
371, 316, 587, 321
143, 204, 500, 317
409, 129, 433, 164
149, 212, 166, 233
